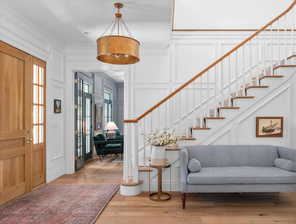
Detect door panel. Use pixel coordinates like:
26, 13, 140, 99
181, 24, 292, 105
32, 145, 45, 187
0, 41, 32, 205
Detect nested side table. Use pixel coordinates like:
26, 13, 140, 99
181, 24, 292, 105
149, 161, 171, 201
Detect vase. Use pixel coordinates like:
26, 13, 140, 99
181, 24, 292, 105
150, 146, 166, 166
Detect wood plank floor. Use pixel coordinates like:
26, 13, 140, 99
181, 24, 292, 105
52, 158, 296, 224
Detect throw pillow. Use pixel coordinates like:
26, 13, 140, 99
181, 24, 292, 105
274, 158, 296, 172
188, 158, 202, 173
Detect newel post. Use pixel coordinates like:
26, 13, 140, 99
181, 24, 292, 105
120, 120, 142, 196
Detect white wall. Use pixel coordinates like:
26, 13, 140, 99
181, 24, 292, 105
132, 46, 171, 118
0, 6, 67, 182
174, 0, 294, 30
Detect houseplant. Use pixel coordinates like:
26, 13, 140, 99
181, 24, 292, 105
147, 129, 177, 166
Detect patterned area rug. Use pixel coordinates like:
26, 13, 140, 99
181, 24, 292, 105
0, 184, 119, 224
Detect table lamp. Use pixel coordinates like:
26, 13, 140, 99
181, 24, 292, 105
105, 121, 118, 138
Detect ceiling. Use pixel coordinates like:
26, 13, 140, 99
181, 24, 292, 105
5, 0, 173, 46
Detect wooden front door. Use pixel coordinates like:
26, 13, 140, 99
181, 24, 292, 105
0, 41, 33, 204
0, 41, 46, 205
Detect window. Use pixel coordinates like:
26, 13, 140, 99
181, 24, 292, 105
32, 64, 45, 144
104, 88, 113, 124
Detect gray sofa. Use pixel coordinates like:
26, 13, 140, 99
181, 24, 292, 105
180, 145, 296, 209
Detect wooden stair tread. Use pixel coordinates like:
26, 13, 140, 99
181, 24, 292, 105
204, 117, 225, 120
245, 85, 269, 89
192, 127, 211, 130
139, 166, 153, 172
178, 137, 196, 141
232, 96, 255, 100
218, 106, 240, 110
274, 65, 296, 70
259, 75, 284, 80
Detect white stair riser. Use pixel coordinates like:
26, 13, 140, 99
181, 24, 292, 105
246, 88, 269, 97
219, 109, 239, 118
205, 119, 226, 128
192, 130, 211, 142
232, 99, 254, 108
274, 67, 295, 76
260, 78, 282, 87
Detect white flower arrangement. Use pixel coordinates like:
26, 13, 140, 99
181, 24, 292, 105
147, 129, 178, 147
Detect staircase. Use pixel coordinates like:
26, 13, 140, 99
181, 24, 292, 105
120, 1, 296, 195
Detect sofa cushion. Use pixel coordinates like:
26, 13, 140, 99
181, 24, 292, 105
185, 145, 278, 167
188, 158, 202, 173
187, 167, 296, 185
278, 147, 296, 162
105, 143, 122, 148
274, 158, 296, 172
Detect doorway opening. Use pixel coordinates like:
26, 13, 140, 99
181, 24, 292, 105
74, 72, 124, 171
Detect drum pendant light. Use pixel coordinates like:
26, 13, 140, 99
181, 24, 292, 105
96, 2, 140, 65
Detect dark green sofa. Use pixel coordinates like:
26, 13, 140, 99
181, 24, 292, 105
93, 132, 123, 157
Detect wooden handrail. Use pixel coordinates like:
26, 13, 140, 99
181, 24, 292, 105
124, 0, 296, 123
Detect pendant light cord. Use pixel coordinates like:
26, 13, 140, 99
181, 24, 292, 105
100, 3, 135, 38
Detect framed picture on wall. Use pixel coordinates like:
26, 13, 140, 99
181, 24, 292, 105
256, 117, 283, 137
54, 99, 62, 113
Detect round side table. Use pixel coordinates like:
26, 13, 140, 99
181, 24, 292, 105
149, 161, 171, 201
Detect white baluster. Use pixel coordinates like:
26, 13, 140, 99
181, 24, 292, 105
157, 107, 161, 130
165, 101, 168, 129
242, 45, 247, 89
270, 23, 274, 73
290, 11, 294, 61
143, 118, 146, 166
294, 8, 296, 54
278, 19, 281, 65
285, 14, 289, 60
228, 56, 231, 106
220, 59, 224, 105
207, 71, 210, 102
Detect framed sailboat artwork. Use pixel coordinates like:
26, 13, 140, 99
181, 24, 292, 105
256, 117, 283, 137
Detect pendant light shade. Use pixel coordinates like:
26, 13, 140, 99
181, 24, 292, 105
97, 3, 140, 65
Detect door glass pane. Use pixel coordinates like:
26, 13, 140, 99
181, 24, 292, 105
33, 64, 38, 84
33, 85, 38, 104
33, 125, 38, 144
39, 106, 44, 124
33, 105, 38, 124
83, 83, 89, 93
86, 135, 90, 153
39, 125, 44, 144
39, 86, 44, 104
39, 67, 44, 85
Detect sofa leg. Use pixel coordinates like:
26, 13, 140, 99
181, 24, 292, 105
182, 193, 186, 209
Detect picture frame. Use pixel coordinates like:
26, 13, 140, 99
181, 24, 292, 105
54, 99, 62, 113
256, 117, 283, 137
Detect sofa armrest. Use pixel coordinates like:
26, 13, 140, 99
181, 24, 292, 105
180, 148, 189, 192
278, 146, 296, 162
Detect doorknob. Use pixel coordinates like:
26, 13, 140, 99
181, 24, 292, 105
26, 136, 33, 144
26, 130, 33, 144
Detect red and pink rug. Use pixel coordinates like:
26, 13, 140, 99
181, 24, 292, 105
0, 184, 119, 224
